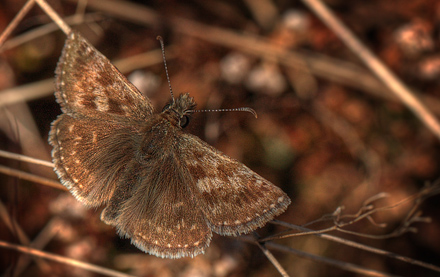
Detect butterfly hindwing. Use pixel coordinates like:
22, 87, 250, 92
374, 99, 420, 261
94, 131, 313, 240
179, 133, 291, 236
49, 113, 140, 207
100, 118, 212, 258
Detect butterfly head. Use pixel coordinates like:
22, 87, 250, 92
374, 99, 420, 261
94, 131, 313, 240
162, 93, 197, 128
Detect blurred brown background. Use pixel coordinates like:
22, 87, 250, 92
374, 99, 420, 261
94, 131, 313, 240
1, 0, 440, 276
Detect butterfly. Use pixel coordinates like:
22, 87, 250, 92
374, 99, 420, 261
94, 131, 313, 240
48, 31, 291, 258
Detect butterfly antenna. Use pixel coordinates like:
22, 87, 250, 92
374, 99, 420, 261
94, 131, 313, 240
157, 36, 175, 102
189, 107, 258, 118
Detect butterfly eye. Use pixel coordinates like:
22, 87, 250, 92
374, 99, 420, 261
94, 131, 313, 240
180, 115, 190, 128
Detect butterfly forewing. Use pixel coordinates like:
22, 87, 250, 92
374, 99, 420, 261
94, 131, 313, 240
55, 31, 153, 120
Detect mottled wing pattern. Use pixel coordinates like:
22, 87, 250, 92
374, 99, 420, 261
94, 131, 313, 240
179, 133, 291, 236
100, 119, 212, 258
49, 113, 138, 207
55, 31, 153, 120
50, 30, 291, 259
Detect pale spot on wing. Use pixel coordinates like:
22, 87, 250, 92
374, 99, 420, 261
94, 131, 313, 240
277, 196, 284, 203
167, 244, 171, 248
115, 102, 130, 114
190, 224, 196, 230
68, 125, 74, 133
196, 177, 213, 193
92, 132, 98, 143
196, 176, 229, 193
94, 95, 109, 112
75, 159, 80, 164
72, 177, 78, 183
194, 240, 201, 246
195, 166, 252, 194
176, 223, 181, 230
234, 220, 241, 224
270, 204, 275, 209
184, 244, 189, 248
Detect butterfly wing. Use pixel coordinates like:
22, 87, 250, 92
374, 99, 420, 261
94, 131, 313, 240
55, 31, 153, 120
100, 119, 212, 258
179, 133, 291, 236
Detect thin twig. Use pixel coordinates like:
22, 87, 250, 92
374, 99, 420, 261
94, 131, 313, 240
301, 0, 440, 140
0, 48, 174, 107
0, 0, 36, 47
76, 0, 440, 117
0, 240, 136, 277
274, 219, 440, 273
13, 218, 63, 276
267, 186, 437, 242
0, 200, 50, 275
0, 165, 65, 191
1, 13, 104, 52
34, 0, 71, 35
0, 150, 53, 168
0, 79, 54, 107
253, 232, 289, 277
260, 183, 440, 273
5, 1, 440, 116
239, 236, 398, 277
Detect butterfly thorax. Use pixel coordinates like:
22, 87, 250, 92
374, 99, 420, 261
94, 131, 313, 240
161, 93, 196, 128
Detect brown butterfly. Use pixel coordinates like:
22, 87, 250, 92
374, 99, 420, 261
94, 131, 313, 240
49, 31, 291, 258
